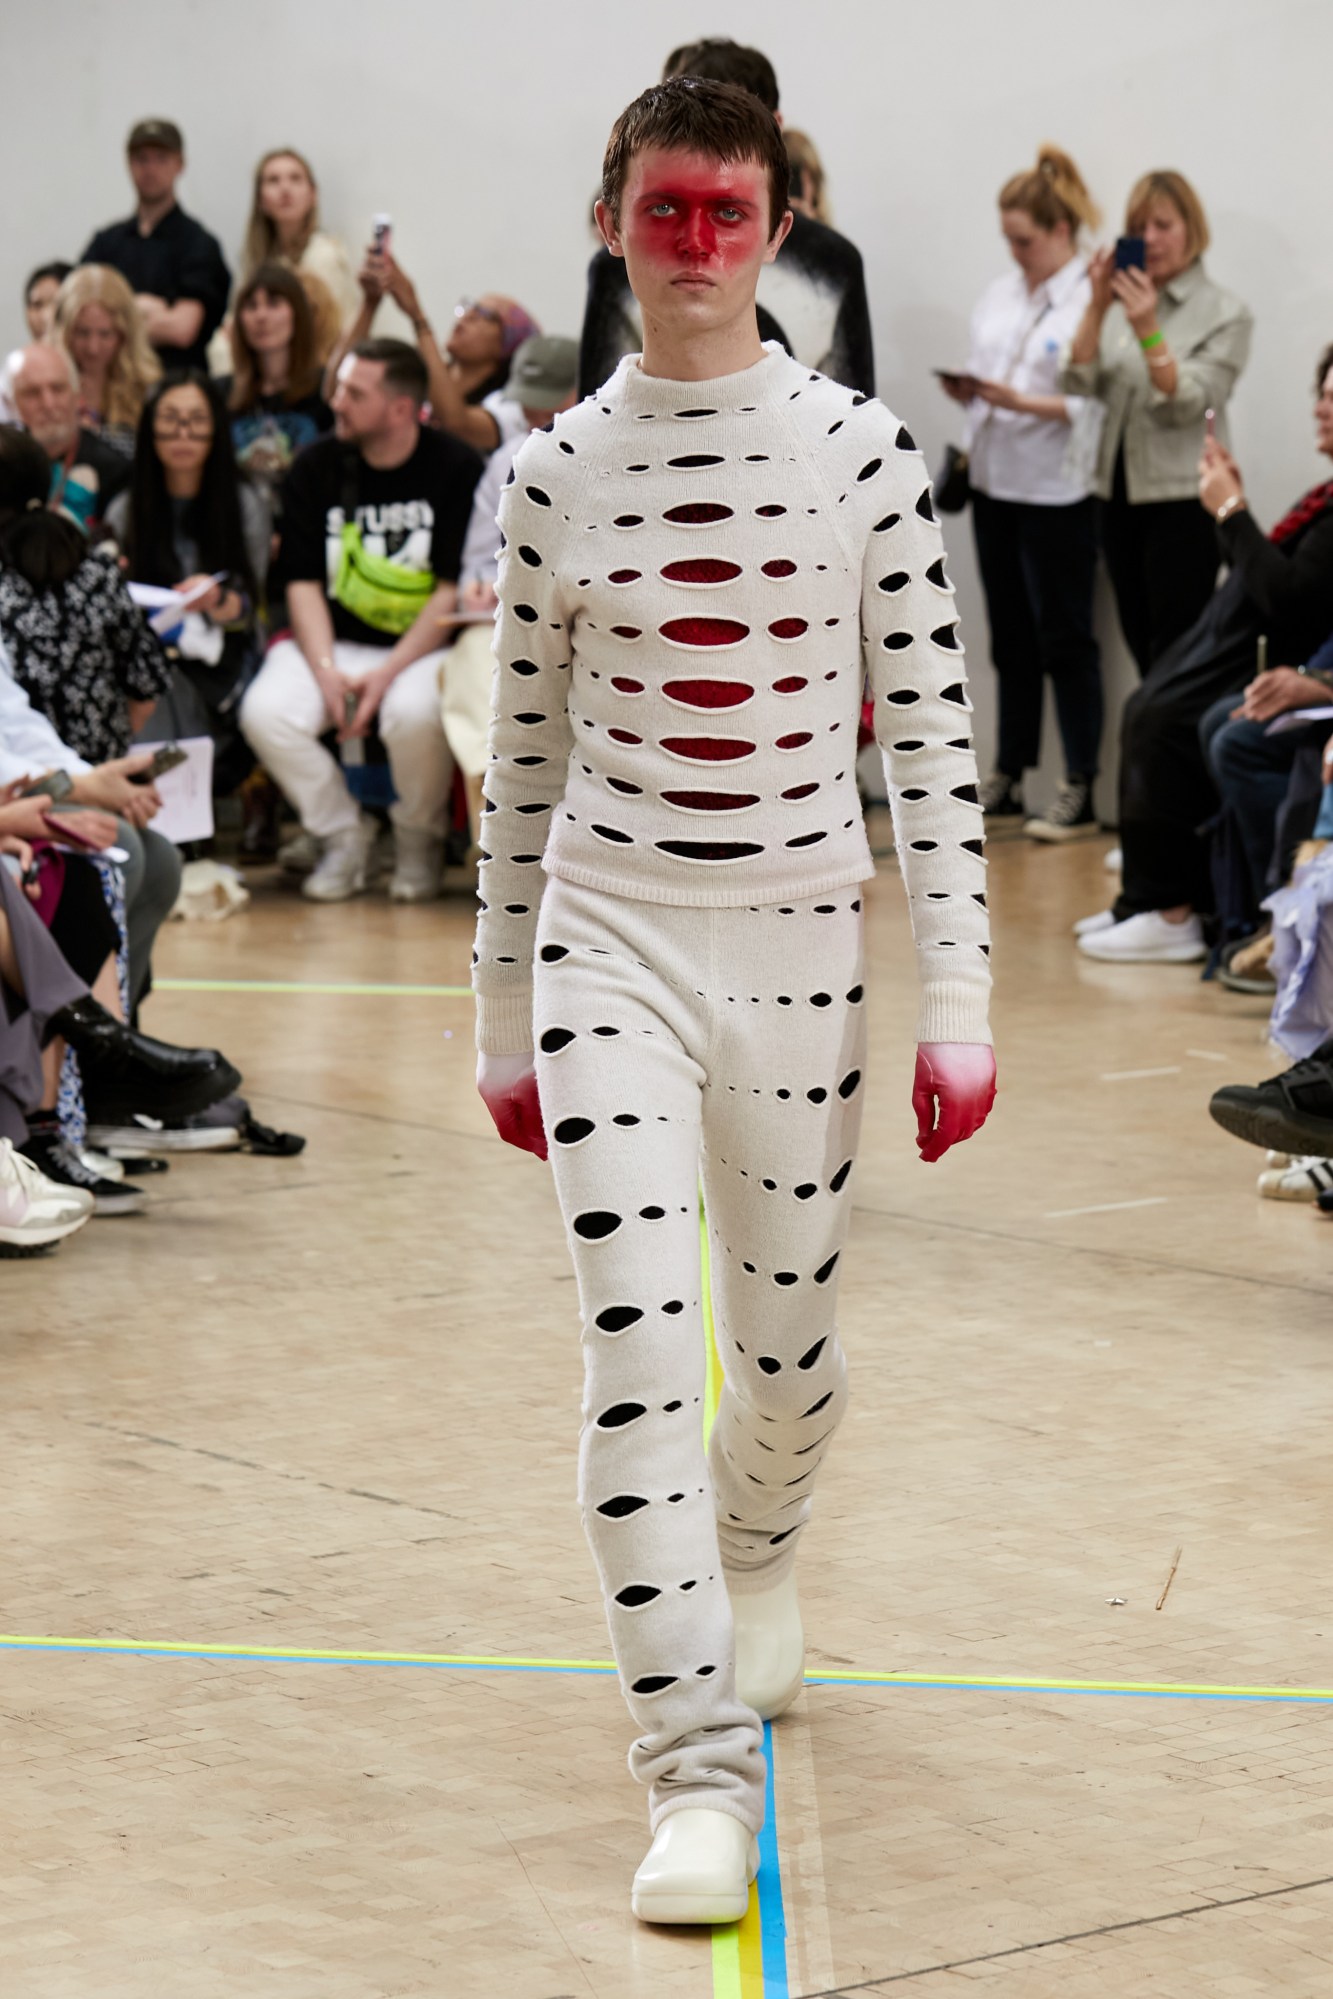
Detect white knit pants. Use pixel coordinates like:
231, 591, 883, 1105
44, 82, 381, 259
534, 879, 868, 1834
239, 638, 453, 840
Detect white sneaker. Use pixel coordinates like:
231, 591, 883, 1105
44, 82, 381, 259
1104, 846, 1123, 872
389, 827, 445, 904
302, 817, 374, 902
631, 1809, 759, 1925
1074, 909, 1117, 937
732, 1570, 806, 1719
1078, 910, 1206, 963
1257, 1156, 1333, 1201
0, 1137, 93, 1255
278, 828, 321, 876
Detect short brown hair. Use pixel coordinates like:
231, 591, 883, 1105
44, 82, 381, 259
353, 338, 428, 407
661, 38, 779, 112
999, 145, 1100, 237
1125, 170, 1210, 262
601, 77, 790, 239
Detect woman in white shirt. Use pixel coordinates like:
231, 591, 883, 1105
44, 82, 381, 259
942, 147, 1104, 840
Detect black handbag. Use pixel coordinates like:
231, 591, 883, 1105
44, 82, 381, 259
933, 442, 972, 515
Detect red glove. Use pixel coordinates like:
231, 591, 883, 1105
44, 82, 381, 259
913, 1041, 996, 1163
476, 1051, 548, 1161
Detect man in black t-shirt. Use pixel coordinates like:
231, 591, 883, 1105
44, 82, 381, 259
81, 119, 230, 373
241, 339, 482, 903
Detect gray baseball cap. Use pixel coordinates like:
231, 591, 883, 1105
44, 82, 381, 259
506, 335, 579, 411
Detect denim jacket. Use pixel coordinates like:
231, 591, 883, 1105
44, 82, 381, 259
1059, 260, 1253, 503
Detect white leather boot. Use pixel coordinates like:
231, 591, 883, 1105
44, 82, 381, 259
732, 1569, 805, 1719
631, 1808, 759, 1925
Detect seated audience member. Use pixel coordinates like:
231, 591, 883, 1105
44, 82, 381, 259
1, 642, 179, 1012
331, 247, 537, 455
442, 334, 579, 848
81, 119, 231, 374
783, 129, 830, 224
0, 825, 239, 1220
222, 265, 333, 515
0, 262, 74, 421
106, 374, 266, 793
1199, 628, 1333, 932
578, 37, 874, 399
52, 265, 161, 458
0, 427, 168, 764
240, 339, 482, 903
1062, 169, 1252, 674
1079, 344, 1333, 964
8, 344, 130, 532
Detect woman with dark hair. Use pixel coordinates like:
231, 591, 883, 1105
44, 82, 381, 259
1078, 345, 1333, 963
0, 424, 169, 761
223, 263, 332, 511
106, 372, 268, 787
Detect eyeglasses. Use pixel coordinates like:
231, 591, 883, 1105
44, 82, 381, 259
454, 298, 503, 328
153, 415, 214, 437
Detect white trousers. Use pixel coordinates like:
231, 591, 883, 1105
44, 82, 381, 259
439, 620, 495, 779
240, 638, 453, 840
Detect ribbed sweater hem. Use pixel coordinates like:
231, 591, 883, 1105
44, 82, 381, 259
540, 852, 876, 910
474, 989, 536, 1057
916, 979, 993, 1047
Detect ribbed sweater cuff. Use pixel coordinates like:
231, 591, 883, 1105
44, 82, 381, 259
473, 988, 535, 1057
915, 979, 993, 1048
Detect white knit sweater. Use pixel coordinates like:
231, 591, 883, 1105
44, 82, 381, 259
473, 344, 991, 1054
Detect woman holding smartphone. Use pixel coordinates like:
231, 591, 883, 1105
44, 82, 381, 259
1062, 170, 1252, 674
944, 146, 1105, 839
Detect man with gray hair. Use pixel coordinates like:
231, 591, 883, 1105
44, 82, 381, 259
8, 344, 129, 533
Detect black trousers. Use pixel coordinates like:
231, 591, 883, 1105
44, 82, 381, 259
1100, 455, 1221, 674
971, 491, 1102, 780
1114, 650, 1247, 919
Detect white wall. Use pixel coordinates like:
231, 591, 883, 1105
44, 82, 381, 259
4, 0, 1328, 808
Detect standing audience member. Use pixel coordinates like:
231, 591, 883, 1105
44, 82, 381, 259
0, 427, 168, 762
783, 130, 830, 225
52, 266, 161, 458
0, 263, 73, 421
222, 264, 333, 516
240, 339, 482, 903
1079, 346, 1333, 964
8, 345, 130, 532
945, 147, 1104, 839
106, 374, 266, 791
238, 149, 360, 327
443, 334, 579, 850
81, 119, 231, 374
331, 248, 537, 455
578, 38, 875, 398
1062, 169, 1252, 673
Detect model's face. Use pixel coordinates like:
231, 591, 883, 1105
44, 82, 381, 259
238, 286, 295, 355
1000, 209, 1071, 286
13, 349, 78, 454
1140, 199, 1191, 284
68, 302, 121, 380
332, 355, 400, 440
259, 155, 315, 226
446, 296, 508, 368
599, 148, 789, 338
153, 381, 214, 479
1315, 366, 1333, 459
129, 145, 182, 205
25, 276, 61, 340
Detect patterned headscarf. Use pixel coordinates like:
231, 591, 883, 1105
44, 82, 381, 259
498, 301, 541, 358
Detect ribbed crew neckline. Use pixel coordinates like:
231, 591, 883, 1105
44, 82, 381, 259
612, 340, 791, 418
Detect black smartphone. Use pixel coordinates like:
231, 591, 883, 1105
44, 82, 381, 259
130, 743, 188, 783
1114, 235, 1146, 271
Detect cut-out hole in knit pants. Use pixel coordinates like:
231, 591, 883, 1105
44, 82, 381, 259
534, 879, 867, 1835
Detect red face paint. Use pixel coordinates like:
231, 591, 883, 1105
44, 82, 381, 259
619, 149, 772, 288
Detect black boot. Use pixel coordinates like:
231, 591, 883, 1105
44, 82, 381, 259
46, 996, 242, 1125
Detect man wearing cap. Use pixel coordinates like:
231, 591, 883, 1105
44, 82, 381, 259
441, 334, 580, 849
81, 120, 230, 372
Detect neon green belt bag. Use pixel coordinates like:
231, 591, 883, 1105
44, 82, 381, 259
332, 522, 434, 636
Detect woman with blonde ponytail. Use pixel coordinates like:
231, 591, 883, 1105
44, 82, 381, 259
941, 145, 1105, 840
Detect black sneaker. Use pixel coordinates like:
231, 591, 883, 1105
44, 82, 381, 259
1209, 1038, 1333, 1154
20, 1127, 147, 1216
1025, 779, 1099, 843
979, 771, 1024, 818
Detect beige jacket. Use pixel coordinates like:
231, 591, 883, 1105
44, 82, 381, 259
1059, 260, 1252, 502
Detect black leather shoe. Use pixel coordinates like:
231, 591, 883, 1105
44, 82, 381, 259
46, 996, 242, 1124
1209, 1037, 1333, 1154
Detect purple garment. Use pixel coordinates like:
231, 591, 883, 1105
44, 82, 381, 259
1266, 844, 1333, 1058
